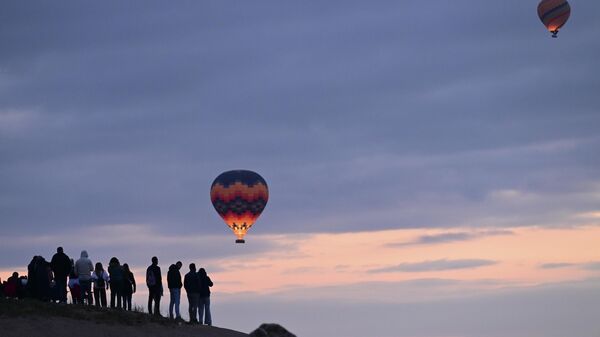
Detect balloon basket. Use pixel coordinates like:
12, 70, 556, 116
236, 239, 245, 244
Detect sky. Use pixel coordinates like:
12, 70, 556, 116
1, 1, 600, 336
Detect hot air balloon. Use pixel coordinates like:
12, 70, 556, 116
210, 170, 268, 243
538, 0, 571, 38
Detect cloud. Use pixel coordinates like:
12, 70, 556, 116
388, 229, 514, 247
368, 259, 498, 273
582, 262, 600, 271
538, 261, 600, 271
539, 262, 577, 269
1, 1, 600, 238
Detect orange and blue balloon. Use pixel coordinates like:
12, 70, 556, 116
538, 0, 571, 38
210, 170, 269, 243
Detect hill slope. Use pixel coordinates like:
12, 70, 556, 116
0, 298, 249, 337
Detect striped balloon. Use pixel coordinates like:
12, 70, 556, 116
537, 0, 571, 37
210, 170, 268, 243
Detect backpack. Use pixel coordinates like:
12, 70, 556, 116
146, 268, 156, 287
95, 271, 106, 288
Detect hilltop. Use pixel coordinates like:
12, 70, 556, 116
0, 298, 249, 337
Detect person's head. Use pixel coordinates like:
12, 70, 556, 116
198, 268, 207, 277
12, 272, 18, 278
109, 257, 119, 265
80, 250, 88, 258
176, 261, 182, 270
189, 263, 196, 272
151, 256, 158, 265
95, 262, 103, 272
123, 263, 130, 273
57, 247, 63, 254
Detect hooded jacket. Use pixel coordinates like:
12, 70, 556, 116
75, 251, 93, 281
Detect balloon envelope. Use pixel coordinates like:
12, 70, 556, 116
538, 0, 571, 36
210, 170, 268, 243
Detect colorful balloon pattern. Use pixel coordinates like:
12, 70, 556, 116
210, 170, 268, 243
538, 0, 571, 37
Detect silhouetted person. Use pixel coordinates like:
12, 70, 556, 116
4, 272, 20, 298
68, 265, 80, 305
197, 268, 213, 325
146, 256, 163, 316
30, 256, 52, 301
168, 261, 183, 320
50, 247, 71, 303
108, 257, 124, 309
184, 263, 200, 323
27, 256, 39, 299
92, 262, 109, 307
75, 250, 94, 305
122, 263, 136, 311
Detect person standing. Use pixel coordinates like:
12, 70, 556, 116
197, 268, 213, 325
167, 261, 183, 320
122, 263, 136, 311
184, 263, 200, 323
50, 247, 71, 303
75, 250, 94, 305
108, 257, 124, 309
68, 264, 80, 305
146, 256, 163, 316
91, 262, 109, 308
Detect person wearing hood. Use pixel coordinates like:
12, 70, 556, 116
167, 261, 183, 320
197, 268, 213, 325
75, 250, 94, 305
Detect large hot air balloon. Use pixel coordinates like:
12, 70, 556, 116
210, 170, 269, 243
538, 0, 571, 38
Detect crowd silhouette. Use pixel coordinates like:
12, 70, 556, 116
0, 247, 213, 325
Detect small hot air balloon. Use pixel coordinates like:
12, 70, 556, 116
538, 0, 571, 38
210, 170, 269, 243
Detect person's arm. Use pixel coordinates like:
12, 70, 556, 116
131, 273, 136, 293
207, 277, 213, 287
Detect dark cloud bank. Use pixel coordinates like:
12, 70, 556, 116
1, 2, 599, 238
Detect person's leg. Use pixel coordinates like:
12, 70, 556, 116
101, 288, 107, 307
79, 281, 86, 304
56, 276, 66, 303
188, 294, 197, 323
116, 282, 122, 309
198, 296, 204, 324
147, 289, 154, 315
85, 282, 93, 305
88, 284, 94, 306
169, 289, 175, 319
174, 288, 181, 319
110, 283, 116, 308
93, 288, 100, 307
125, 293, 132, 310
153, 291, 161, 316
204, 297, 211, 326
194, 294, 200, 322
